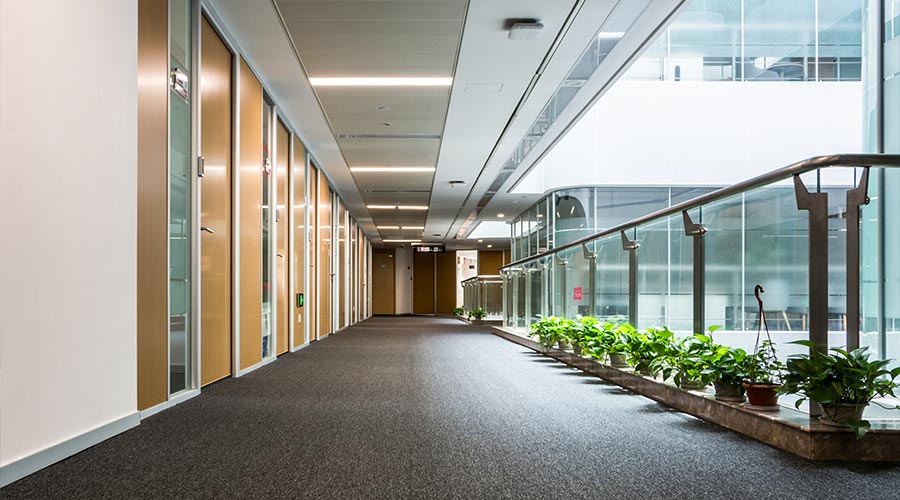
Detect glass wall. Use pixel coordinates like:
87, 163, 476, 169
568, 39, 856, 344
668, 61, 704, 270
169, 0, 192, 394
626, 0, 863, 81
504, 174, 867, 361
261, 98, 274, 358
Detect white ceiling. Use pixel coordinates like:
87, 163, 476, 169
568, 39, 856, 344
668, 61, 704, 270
207, 0, 687, 249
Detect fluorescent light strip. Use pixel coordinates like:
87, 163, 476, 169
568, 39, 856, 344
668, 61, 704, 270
309, 77, 452, 87
383, 239, 423, 243
377, 225, 426, 230
376, 225, 400, 230
368, 204, 429, 211
350, 166, 436, 173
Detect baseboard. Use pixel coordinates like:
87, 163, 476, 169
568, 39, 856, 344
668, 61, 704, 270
0, 411, 140, 488
235, 355, 278, 377
139, 389, 200, 420
290, 342, 310, 353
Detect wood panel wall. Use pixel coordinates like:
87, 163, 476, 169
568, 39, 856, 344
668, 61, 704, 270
238, 58, 263, 370
276, 120, 290, 355
308, 165, 318, 341
413, 253, 436, 314
137, 0, 169, 411
318, 170, 332, 338
292, 137, 306, 348
435, 251, 457, 315
478, 250, 505, 276
199, 16, 233, 386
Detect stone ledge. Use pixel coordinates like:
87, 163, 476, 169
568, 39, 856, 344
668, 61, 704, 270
491, 326, 900, 462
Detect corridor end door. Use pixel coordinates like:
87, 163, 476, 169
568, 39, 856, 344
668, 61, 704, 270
372, 250, 395, 315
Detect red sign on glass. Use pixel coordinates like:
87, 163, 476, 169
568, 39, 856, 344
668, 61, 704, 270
573, 286, 583, 301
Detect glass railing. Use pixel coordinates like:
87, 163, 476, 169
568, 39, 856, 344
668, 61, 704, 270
461, 275, 504, 320
500, 154, 900, 376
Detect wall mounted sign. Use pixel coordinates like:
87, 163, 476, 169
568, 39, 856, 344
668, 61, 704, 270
573, 286, 583, 301
414, 244, 446, 253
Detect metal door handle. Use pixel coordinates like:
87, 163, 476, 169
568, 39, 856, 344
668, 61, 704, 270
277, 253, 284, 258
201, 226, 215, 234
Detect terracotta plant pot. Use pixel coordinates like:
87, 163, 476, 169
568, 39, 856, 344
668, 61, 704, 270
819, 403, 867, 427
713, 382, 745, 402
743, 383, 781, 409
608, 353, 629, 368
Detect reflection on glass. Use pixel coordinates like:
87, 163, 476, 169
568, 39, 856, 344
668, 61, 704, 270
169, 0, 192, 395
262, 100, 273, 358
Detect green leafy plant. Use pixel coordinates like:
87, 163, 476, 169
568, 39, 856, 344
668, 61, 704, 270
452, 306, 465, 316
468, 307, 487, 321
583, 320, 630, 361
746, 339, 784, 385
529, 316, 570, 349
668, 334, 715, 389
696, 326, 751, 388
567, 315, 600, 351
623, 326, 676, 377
780, 341, 900, 437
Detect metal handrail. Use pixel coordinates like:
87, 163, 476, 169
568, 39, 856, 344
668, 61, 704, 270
461, 275, 502, 285
500, 153, 900, 270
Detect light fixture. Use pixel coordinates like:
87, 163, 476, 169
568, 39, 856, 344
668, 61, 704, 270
477, 239, 484, 243
351, 166, 435, 173
597, 31, 625, 40
377, 225, 400, 230
367, 204, 429, 211
487, 244, 494, 248
508, 20, 545, 40
402, 226, 425, 230
309, 77, 453, 87
383, 239, 423, 243
497, 213, 505, 218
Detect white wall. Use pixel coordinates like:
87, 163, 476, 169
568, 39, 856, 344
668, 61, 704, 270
0, 0, 138, 475
394, 247, 413, 314
515, 81, 864, 193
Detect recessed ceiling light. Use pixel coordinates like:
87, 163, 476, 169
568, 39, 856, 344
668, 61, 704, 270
367, 204, 429, 211
350, 166, 435, 173
487, 244, 494, 248
402, 226, 425, 230
597, 31, 625, 39
309, 77, 453, 87
477, 239, 484, 243
383, 239, 423, 243
497, 213, 505, 218
377, 225, 400, 230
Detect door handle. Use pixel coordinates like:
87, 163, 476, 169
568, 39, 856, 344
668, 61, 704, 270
201, 226, 215, 234
277, 253, 284, 258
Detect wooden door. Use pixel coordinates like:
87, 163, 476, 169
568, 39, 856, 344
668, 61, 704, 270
276, 120, 290, 355
199, 16, 233, 385
317, 172, 332, 338
413, 253, 435, 314
292, 137, 306, 348
435, 252, 456, 315
308, 165, 318, 341
372, 250, 395, 314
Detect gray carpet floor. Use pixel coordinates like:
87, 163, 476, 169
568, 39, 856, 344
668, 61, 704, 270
3, 316, 900, 499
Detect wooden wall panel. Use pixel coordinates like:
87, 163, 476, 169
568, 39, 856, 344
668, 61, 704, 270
435, 252, 456, 315
199, 17, 233, 386
318, 170, 332, 338
292, 137, 306, 347
239, 58, 263, 370
137, 0, 169, 411
276, 120, 290, 355
308, 165, 318, 340
503, 249, 511, 265
372, 250, 395, 314
478, 250, 505, 275
413, 253, 436, 314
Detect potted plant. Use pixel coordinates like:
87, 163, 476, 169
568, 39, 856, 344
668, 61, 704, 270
529, 316, 566, 350
584, 320, 629, 366
569, 316, 600, 355
606, 323, 633, 368
468, 307, 487, 323
743, 339, 784, 410
669, 335, 713, 391
696, 326, 751, 402
624, 326, 675, 377
780, 341, 900, 437
452, 306, 465, 317
743, 284, 784, 410
556, 318, 575, 350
